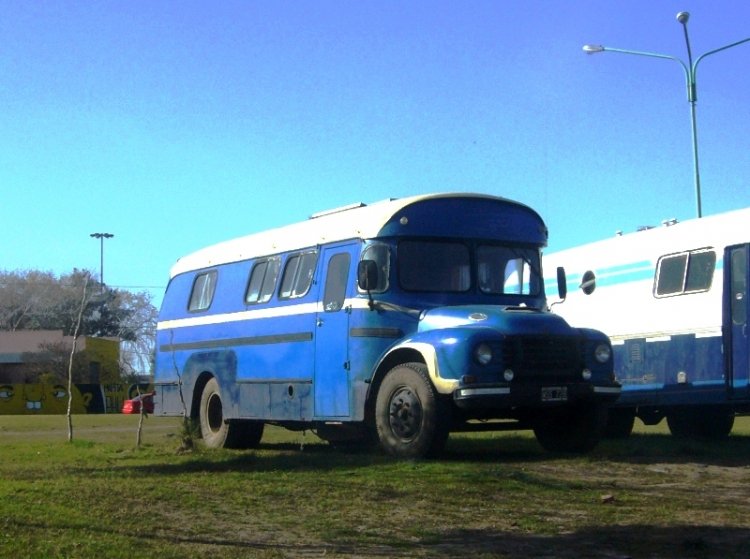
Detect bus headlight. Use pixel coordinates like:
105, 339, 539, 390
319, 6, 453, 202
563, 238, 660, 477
594, 343, 612, 363
474, 343, 493, 365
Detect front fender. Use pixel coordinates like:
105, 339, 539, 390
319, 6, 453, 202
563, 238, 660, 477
381, 327, 491, 394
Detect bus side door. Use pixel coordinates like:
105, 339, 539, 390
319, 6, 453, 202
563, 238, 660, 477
726, 244, 750, 399
314, 243, 358, 417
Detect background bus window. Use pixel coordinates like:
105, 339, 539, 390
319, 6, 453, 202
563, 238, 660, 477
685, 250, 715, 292
655, 254, 688, 296
655, 250, 715, 297
732, 248, 747, 325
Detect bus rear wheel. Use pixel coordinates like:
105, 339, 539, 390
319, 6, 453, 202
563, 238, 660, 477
374, 363, 450, 458
199, 378, 264, 449
667, 406, 734, 440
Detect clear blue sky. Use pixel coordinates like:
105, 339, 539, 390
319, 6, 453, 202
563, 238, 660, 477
2, 1, 748, 307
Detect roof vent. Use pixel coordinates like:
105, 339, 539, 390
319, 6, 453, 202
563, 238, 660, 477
309, 202, 366, 219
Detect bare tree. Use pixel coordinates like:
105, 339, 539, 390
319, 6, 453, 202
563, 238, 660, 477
66, 274, 91, 443
116, 290, 158, 377
0, 270, 59, 331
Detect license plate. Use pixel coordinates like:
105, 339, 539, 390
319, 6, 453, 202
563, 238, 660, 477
541, 386, 568, 402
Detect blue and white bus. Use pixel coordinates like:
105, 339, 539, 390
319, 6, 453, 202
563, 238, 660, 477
545, 207, 750, 439
154, 193, 619, 457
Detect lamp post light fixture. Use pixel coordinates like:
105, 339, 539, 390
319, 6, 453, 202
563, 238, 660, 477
584, 11, 750, 218
90, 232, 114, 290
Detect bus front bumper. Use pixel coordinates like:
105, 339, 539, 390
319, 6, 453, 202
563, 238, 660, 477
453, 382, 621, 409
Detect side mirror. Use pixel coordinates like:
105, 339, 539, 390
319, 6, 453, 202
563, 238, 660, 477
556, 266, 568, 301
357, 260, 379, 292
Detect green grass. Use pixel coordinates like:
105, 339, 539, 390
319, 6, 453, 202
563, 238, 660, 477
1, 415, 750, 558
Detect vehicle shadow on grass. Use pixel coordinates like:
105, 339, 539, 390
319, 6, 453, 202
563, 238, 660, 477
111, 430, 750, 479
444, 432, 750, 468
9, 515, 749, 558
126, 524, 750, 559
112, 435, 548, 477
413, 524, 750, 559
593, 433, 750, 468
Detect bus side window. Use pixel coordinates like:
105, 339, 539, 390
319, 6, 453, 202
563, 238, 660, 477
323, 253, 351, 312
279, 251, 318, 299
188, 270, 218, 312
246, 257, 281, 304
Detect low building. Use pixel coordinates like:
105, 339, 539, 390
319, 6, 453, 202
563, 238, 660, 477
0, 330, 120, 384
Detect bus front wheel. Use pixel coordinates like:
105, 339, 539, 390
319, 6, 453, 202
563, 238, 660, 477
533, 403, 607, 453
603, 407, 636, 439
374, 363, 450, 458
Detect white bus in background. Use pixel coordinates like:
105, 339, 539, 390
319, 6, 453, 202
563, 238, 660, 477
545, 207, 750, 439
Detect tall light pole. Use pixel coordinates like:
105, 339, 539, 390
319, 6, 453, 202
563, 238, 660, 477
584, 12, 750, 218
90, 233, 114, 290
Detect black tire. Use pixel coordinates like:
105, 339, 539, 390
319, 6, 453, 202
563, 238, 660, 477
375, 363, 450, 458
604, 407, 636, 439
667, 407, 734, 440
199, 378, 264, 449
533, 404, 607, 453
235, 419, 265, 448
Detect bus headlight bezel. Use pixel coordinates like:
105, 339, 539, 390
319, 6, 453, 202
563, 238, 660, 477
594, 343, 612, 363
474, 343, 493, 366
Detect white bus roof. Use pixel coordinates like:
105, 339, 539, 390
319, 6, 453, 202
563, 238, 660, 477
169, 193, 531, 278
547, 206, 750, 265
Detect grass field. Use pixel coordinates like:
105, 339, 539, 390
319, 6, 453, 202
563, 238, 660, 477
1, 414, 750, 558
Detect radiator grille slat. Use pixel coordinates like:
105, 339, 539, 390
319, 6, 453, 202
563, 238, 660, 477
492, 336, 582, 380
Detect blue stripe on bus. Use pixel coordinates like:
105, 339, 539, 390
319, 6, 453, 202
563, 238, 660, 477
546, 259, 654, 292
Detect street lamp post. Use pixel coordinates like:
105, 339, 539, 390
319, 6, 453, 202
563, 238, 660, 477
90, 233, 114, 290
584, 11, 750, 218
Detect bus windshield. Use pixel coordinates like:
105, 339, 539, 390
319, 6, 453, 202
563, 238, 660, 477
397, 240, 541, 295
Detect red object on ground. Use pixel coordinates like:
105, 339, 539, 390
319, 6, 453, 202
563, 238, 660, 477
121, 391, 155, 414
